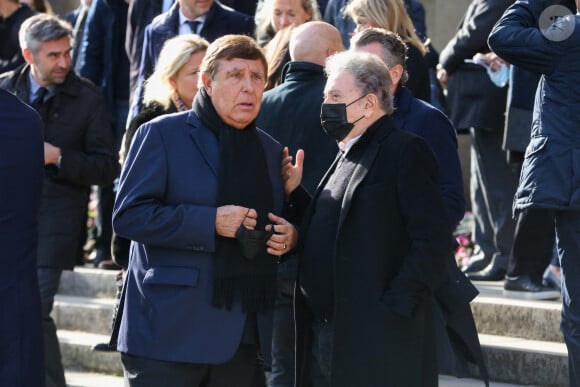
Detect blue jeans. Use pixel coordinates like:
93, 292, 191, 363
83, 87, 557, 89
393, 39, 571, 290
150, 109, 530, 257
555, 210, 580, 387
38, 267, 66, 387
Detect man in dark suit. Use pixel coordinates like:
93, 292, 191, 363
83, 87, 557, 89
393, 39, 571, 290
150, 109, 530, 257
351, 28, 488, 383
284, 50, 451, 387
113, 35, 298, 386
0, 89, 44, 387
130, 0, 255, 118
437, 0, 517, 280
0, 14, 119, 386
256, 21, 343, 387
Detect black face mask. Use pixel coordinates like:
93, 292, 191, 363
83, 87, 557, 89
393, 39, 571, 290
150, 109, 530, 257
320, 95, 366, 142
235, 224, 273, 260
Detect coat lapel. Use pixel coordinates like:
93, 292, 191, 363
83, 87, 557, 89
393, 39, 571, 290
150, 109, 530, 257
187, 112, 219, 176
337, 121, 394, 231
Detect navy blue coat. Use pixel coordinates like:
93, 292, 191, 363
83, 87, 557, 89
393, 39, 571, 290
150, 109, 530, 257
393, 86, 465, 227
0, 89, 44, 387
78, 0, 130, 120
113, 110, 285, 366
132, 0, 254, 117
489, 1, 580, 211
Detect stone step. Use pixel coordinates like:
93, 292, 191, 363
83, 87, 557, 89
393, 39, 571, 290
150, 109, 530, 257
479, 334, 568, 387
58, 330, 123, 376
471, 281, 563, 343
54, 295, 116, 335
65, 371, 123, 387
59, 267, 119, 298
62, 371, 527, 387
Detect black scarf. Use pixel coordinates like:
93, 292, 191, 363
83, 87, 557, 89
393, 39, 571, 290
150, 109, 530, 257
192, 88, 277, 313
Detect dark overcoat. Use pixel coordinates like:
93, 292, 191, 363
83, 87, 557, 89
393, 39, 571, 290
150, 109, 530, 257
0, 89, 44, 386
294, 116, 452, 387
0, 65, 119, 269
439, 0, 512, 131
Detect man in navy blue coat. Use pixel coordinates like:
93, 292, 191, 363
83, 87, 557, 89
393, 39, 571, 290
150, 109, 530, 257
113, 35, 298, 386
352, 28, 488, 384
0, 89, 44, 387
130, 0, 254, 118
489, 1, 580, 384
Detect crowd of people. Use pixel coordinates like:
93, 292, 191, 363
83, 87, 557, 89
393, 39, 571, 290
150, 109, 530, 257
1, 0, 579, 386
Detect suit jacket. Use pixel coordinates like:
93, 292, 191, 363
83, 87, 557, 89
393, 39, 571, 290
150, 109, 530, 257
294, 116, 452, 387
439, 0, 512, 131
113, 110, 284, 366
0, 89, 44, 387
131, 0, 254, 118
125, 0, 162, 104
0, 65, 119, 269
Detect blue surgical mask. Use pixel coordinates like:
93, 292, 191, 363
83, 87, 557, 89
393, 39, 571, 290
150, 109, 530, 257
487, 63, 509, 88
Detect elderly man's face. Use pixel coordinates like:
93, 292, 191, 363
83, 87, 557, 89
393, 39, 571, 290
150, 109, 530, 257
323, 69, 366, 123
204, 58, 266, 129
24, 36, 71, 87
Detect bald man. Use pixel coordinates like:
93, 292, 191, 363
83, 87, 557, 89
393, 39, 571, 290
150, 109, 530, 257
256, 21, 343, 387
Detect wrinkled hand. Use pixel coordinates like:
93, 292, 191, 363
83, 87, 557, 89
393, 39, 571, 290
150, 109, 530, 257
215, 205, 257, 238
281, 147, 304, 198
44, 142, 61, 165
265, 212, 298, 256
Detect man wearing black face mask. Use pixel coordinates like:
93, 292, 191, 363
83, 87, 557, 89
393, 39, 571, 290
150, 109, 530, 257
283, 51, 452, 387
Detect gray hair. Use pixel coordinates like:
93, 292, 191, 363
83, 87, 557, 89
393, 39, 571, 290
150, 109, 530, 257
19, 14, 73, 55
325, 50, 393, 114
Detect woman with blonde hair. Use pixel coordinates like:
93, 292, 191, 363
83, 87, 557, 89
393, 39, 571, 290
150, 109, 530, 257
345, 0, 430, 102
254, 0, 320, 46
126, 34, 208, 147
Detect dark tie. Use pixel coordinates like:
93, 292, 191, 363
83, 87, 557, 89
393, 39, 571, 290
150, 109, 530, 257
31, 87, 48, 110
186, 20, 201, 34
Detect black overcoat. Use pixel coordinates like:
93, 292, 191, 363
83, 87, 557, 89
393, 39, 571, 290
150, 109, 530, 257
0, 65, 119, 269
294, 116, 452, 387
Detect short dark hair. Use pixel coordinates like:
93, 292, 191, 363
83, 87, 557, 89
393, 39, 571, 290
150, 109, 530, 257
200, 35, 268, 81
351, 28, 409, 86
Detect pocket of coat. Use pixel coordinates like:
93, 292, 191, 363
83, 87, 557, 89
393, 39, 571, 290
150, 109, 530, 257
525, 136, 548, 158
143, 267, 199, 287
